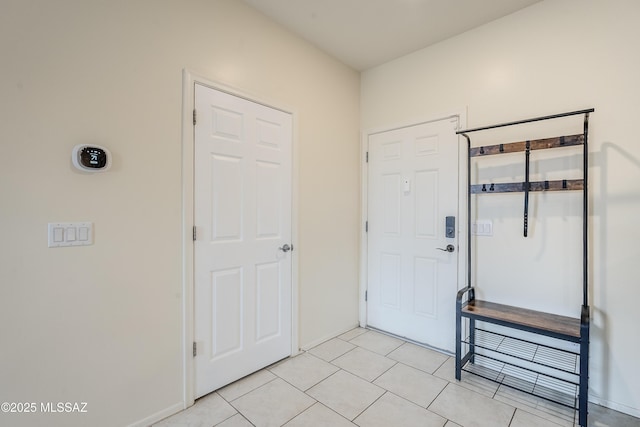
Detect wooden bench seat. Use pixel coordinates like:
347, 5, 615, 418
461, 300, 581, 340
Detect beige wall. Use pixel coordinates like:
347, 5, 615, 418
362, 0, 640, 417
0, 1, 360, 426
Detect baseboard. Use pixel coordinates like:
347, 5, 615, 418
126, 401, 185, 427
589, 395, 640, 419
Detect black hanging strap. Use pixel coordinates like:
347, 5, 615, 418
524, 141, 531, 237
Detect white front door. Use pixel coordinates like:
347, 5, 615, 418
194, 84, 293, 397
367, 117, 459, 352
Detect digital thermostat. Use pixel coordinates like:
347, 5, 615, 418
72, 144, 112, 172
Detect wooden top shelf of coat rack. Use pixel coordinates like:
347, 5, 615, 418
468, 133, 585, 195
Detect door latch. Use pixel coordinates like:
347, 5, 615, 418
436, 244, 455, 253
278, 244, 293, 252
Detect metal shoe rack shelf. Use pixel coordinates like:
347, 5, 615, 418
454, 109, 593, 426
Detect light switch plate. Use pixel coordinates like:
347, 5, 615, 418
472, 220, 493, 236
48, 222, 93, 247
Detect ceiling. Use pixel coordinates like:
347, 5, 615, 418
242, 0, 541, 71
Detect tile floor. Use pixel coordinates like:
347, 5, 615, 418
154, 328, 640, 427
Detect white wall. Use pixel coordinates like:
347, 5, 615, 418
0, 1, 360, 426
362, 0, 639, 417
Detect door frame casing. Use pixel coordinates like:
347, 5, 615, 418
359, 111, 468, 337
181, 69, 300, 407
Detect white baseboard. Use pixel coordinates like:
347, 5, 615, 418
589, 395, 640, 419
127, 401, 185, 427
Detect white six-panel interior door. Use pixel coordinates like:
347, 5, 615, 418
367, 117, 459, 352
193, 83, 293, 398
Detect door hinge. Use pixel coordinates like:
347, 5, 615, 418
193, 109, 197, 126
193, 341, 197, 357
366, 151, 369, 163
193, 226, 196, 241
365, 221, 368, 232
365, 290, 368, 301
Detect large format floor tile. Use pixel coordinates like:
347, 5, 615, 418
231, 378, 315, 427
510, 409, 567, 427
387, 342, 449, 374
284, 402, 356, 427
493, 384, 575, 426
433, 357, 500, 398
332, 346, 396, 382
308, 338, 356, 362
354, 392, 447, 427
216, 413, 253, 427
429, 383, 516, 427
154, 393, 236, 427
217, 369, 277, 402
269, 353, 339, 391
306, 370, 385, 420
338, 327, 368, 341
374, 362, 448, 407
347, 330, 404, 355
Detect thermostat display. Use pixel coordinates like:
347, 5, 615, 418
72, 144, 112, 172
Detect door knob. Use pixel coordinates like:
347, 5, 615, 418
278, 244, 293, 252
436, 244, 455, 253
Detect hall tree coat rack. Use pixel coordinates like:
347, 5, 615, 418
454, 109, 593, 426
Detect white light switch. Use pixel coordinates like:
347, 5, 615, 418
53, 227, 64, 242
48, 222, 93, 247
66, 227, 76, 241
78, 227, 89, 241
